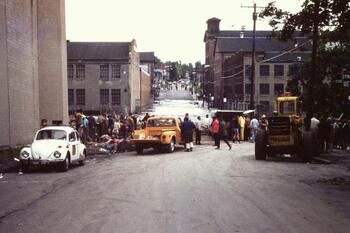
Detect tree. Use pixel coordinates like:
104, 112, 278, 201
260, 0, 350, 121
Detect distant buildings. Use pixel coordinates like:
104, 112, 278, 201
0, 0, 68, 148
67, 42, 156, 115
204, 17, 311, 114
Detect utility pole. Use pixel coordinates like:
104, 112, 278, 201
307, 0, 320, 129
241, 3, 264, 110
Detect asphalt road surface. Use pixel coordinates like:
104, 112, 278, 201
1, 144, 350, 233
1, 89, 350, 233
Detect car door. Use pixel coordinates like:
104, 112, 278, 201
75, 131, 82, 159
68, 131, 79, 161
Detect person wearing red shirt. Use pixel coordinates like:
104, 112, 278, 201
211, 116, 220, 148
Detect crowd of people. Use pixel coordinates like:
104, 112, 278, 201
311, 114, 350, 152
182, 113, 264, 151
69, 108, 350, 154
70, 109, 151, 153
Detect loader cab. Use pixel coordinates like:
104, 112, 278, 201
276, 95, 299, 116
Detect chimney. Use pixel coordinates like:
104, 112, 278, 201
207, 17, 221, 34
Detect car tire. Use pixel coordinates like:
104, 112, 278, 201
255, 129, 267, 160
136, 144, 143, 155
60, 154, 70, 172
166, 138, 175, 153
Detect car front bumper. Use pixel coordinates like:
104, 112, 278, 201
20, 158, 64, 165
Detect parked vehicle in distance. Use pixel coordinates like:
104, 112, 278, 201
131, 117, 185, 154
19, 126, 87, 172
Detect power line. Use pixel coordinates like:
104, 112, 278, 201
218, 39, 312, 80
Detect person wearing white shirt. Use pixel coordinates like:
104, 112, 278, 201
195, 116, 203, 144
203, 114, 213, 135
310, 114, 320, 130
250, 116, 259, 143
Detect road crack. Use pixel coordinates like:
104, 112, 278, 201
0, 178, 74, 222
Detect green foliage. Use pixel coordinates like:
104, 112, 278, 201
164, 61, 197, 81
288, 46, 350, 117
260, 0, 350, 117
259, 0, 350, 44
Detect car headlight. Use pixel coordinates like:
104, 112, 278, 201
21, 151, 30, 158
53, 151, 61, 158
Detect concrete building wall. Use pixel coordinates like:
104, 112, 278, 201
128, 42, 141, 113
37, 0, 68, 125
140, 69, 151, 110
0, 0, 40, 147
68, 62, 131, 114
243, 56, 291, 112
0, 1, 10, 147
0, 0, 68, 148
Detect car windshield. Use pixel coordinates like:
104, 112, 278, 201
280, 101, 295, 114
147, 119, 176, 127
36, 130, 67, 140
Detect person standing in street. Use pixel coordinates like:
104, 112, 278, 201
127, 112, 135, 133
231, 115, 240, 143
250, 115, 259, 143
238, 114, 245, 142
260, 114, 269, 131
211, 116, 220, 147
244, 115, 251, 141
203, 114, 213, 135
195, 116, 203, 145
217, 118, 231, 150
182, 116, 196, 152
310, 114, 320, 131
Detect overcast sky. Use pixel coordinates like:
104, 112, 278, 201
65, 0, 303, 64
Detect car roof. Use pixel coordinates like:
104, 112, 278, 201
39, 126, 75, 132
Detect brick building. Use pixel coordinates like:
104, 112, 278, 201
204, 17, 311, 112
0, 0, 68, 148
67, 40, 141, 115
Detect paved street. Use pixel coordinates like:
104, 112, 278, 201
1, 90, 350, 233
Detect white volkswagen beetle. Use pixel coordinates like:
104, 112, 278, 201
19, 126, 87, 172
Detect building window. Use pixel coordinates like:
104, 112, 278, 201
68, 89, 74, 105
260, 101, 270, 112
111, 89, 121, 105
100, 89, 109, 105
76, 89, 85, 105
100, 64, 109, 81
111, 64, 121, 79
274, 84, 284, 96
260, 84, 270, 95
76, 64, 85, 80
245, 84, 251, 94
259, 65, 270, 76
274, 65, 284, 76
245, 65, 251, 78
68, 64, 74, 79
